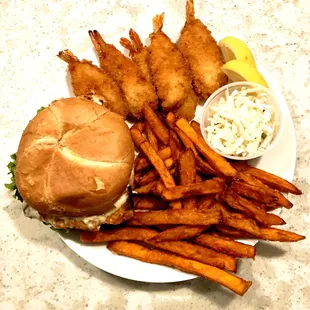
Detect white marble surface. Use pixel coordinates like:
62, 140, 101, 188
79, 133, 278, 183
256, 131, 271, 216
1, 0, 310, 309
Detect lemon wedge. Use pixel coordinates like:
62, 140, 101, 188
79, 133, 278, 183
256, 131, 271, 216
222, 60, 268, 87
219, 36, 256, 68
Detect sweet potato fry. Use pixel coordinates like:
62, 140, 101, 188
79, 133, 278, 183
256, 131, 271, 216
215, 225, 255, 239
134, 181, 157, 194
145, 121, 159, 152
165, 112, 178, 128
216, 225, 305, 242
176, 118, 237, 177
165, 158, 174, 167
158, 146, 172, 160
130, 128, 146, 148
174, 128, 216, 177
156, 224, 178, 231
246, 199, 266, 210
183, 196, 197, 210
134, 172, 142, 185
169, 166, 176, 176
148, 240, 237, 272
178, 149, 197, 209
133, 195, 168, 210
80, 227, 158, 243
126, 209, 221, 226
143, 103, 169, 145
135, 147, 171, 172
196, 156, 218, 176
196, 174, 203, 182
254, 227, 305, 242
231, 181, 278, 204
151, 180, 165, 196
236, 172, 293, 208
135, 157, 150, 172
224, 213, 261, 236
231, 161, 302, 195
151, 178, 183, 212
178, 149, 196, 185
221, 189, 286, 226
191, 120, 202, 137
266, 203, 282, 211
138, 174, 180, 210
139, 141, 176, 188
212, 203, 261, 236
131, 121, 145, 133
108, 241, 252, 296
169, 201, 183, 210
166, 113, 198, 151
166, 117, 215, 176
193, 233, 256, 258
139, 169, 159, 185
150, 225, 207, 242
139, 158, 174, 185
198, 196, 215, 210
242, 199, 279, 212
161, 178, 225, 201
169, 130, 182, 161
134, 153, 143, 167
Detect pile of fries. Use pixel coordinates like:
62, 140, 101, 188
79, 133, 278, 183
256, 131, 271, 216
80, 104, 304, 296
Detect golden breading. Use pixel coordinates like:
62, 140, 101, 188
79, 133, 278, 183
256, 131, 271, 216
179, 0, 227, 99
149, 13, 192, 110
89, 30, 158, 119
57, 49, 129, 118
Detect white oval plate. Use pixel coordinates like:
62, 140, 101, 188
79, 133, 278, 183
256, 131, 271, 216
56, 16, 296, 283
59, 63, 296, 283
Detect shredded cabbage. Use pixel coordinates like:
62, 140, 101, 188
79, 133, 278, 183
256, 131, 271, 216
205, 87, 275, 157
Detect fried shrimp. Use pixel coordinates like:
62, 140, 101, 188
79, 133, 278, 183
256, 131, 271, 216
149, 13, 192, 111
120, 29, 152, 83
89, 30, 158, 119
179, 0, 227, 99
57, 49, 129, 118
175, 87, 200, 120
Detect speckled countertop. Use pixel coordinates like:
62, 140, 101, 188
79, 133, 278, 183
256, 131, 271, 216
1, 0, 309, 309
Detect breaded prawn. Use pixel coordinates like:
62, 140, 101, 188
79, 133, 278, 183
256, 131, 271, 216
149, 13, 192, 111
89, 30, 158, 119
57, 49, 129, 118
175, 88, 200, 121
120, 29, 152, 83
179, 0, 227, 99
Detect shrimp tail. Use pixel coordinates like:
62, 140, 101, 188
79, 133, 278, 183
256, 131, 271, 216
88, 30, 98, 49
57, 49, 78, 64
120, 28, 144, 56
119, 37, 136, 55
186, 0, 195, 23
129, 29, 143, 51
89, 30, 107, 55
152, 13, 165, 33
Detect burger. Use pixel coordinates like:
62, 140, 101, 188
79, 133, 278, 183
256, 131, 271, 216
14, 97, 135, 231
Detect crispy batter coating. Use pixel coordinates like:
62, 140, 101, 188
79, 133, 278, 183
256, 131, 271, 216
89, 30, 158, 119
120, 29, 153, 83
57, 49, 129, 118
179, 0, 227, 99
149, 13, 192, 110
175, 88, 199, 120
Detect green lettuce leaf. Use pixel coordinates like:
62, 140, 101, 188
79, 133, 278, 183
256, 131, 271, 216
4, 153, 23, 202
